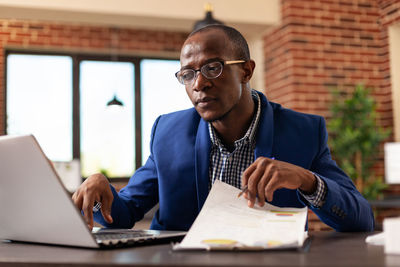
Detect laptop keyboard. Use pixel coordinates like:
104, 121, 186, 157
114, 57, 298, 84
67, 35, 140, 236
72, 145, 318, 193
94, 230, 156, 246
95, 231, 153, 240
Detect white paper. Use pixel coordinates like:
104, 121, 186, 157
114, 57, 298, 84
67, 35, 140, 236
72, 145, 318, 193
384, 217, 400, 254
385, 143, 400, 184
174, 180, 307, 250
365, 232, 385, 246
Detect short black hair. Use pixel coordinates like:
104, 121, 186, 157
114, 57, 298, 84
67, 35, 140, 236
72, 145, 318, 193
188, 24, 250, 60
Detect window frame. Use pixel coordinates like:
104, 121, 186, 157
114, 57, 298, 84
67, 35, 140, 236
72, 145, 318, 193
3, 49, 180, 181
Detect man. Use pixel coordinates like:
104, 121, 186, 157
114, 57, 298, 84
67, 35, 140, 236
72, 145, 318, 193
72, 25, 374, 232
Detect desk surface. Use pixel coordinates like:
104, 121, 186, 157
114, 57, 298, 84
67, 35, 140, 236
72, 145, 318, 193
0, 232, 399, 267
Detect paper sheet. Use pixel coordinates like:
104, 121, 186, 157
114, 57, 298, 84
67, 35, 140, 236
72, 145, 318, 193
174, 180, 307, 250
384, 217, 400, 254
385, 143, 400, 184
365, 232, 385, 246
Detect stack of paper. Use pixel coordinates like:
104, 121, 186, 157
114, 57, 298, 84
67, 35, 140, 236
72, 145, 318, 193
365, 217, 400, 254
174, 180, 308, 251
384, 142, 400, 184
384, 217, 400, 254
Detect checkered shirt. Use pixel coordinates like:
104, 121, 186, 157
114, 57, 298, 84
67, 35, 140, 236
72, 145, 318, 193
208, 90, 326, 208
208, 90, 261, 190
299, 173, 326, 208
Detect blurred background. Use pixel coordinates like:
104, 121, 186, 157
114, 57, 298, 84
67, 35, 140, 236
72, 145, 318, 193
0, 0, 399, 230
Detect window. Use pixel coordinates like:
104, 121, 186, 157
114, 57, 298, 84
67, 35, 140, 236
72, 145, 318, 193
80, 60, 135, 177
140, 59, 192, 164
5, 52, 189, 179
6, 54, 73, 161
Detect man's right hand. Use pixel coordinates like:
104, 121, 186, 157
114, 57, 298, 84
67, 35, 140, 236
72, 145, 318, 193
72, 173, 114, 230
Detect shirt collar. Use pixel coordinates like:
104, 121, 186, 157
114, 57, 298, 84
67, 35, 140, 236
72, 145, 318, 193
208, 89, 261, 150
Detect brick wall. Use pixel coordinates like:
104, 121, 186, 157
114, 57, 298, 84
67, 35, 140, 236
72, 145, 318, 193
263, 0, 398, 121
263, 0, 400, 231
0, 19, 187, 133
380, 0, 400, 26
263, 0, 400, 177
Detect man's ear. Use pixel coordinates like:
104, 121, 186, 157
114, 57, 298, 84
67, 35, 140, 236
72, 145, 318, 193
241, 60, 256, 83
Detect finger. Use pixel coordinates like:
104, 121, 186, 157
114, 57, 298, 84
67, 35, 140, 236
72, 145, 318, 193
247, 176, 262, 208
72, 191, 77, 201
257, 163, 276, 206
265, 173, 282, 202
247, 191, 256, 208
246, 159, 269, 207
242, 162, 257, 186
257, 183, 265, 207
100, 192, 114, 224
72, 192, 84, 211
256, 174, 269, 207
82, 194, 95, 230
247, 176, 259, 208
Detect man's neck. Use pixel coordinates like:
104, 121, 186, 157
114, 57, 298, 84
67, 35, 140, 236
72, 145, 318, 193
211, 90, 255, 151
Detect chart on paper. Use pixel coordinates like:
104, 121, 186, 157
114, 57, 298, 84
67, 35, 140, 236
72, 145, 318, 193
174, 180, 308, 250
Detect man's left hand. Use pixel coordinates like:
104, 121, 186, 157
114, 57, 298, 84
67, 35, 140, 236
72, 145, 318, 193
242, 157, 317, 208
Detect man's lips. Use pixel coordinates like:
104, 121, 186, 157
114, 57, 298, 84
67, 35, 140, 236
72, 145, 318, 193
195, 97, 217, 108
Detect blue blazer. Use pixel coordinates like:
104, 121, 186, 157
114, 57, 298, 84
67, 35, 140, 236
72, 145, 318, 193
95, 91, 374, 232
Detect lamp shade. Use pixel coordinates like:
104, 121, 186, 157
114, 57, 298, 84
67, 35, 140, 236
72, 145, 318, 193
192, 4, 224, 32
107, 95, 124, 106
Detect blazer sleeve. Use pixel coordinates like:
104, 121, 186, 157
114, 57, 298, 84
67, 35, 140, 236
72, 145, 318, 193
304, 117, 375, 232
93, 116, 161, 229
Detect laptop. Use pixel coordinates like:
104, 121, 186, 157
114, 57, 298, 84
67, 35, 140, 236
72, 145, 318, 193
0, 135, 186, 248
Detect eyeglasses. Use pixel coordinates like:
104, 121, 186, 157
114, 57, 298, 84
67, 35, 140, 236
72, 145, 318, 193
175, 60, 246, 85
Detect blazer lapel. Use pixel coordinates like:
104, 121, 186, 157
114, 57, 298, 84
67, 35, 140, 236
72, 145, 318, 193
254, 92, 274, 159
194, 118, 211, 212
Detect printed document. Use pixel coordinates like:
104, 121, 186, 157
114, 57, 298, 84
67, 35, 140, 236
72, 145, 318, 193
174, 180, 308, 250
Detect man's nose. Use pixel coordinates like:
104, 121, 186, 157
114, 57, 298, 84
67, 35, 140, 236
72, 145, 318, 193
192, 71, 211, 91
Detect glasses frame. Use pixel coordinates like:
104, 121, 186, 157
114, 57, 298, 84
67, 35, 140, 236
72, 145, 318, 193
175, 60, 246, 85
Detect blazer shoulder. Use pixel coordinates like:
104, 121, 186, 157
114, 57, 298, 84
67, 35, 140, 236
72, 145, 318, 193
270, 101, 324, 127
151, 108, 202, 140
157, 108, 200, 127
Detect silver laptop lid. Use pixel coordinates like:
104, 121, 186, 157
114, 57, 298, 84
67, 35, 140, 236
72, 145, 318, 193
0, 135, 98, 248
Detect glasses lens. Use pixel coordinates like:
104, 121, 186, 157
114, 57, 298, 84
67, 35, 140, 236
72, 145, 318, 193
177, 69, 195, 84
202, 62, 223, 79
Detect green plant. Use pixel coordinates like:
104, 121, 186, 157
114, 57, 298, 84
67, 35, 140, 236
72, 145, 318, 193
100, 168, 110, 177
327, 84, 390, 200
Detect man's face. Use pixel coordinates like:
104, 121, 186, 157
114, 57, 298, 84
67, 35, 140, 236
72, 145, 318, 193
179, 29, 245, 122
